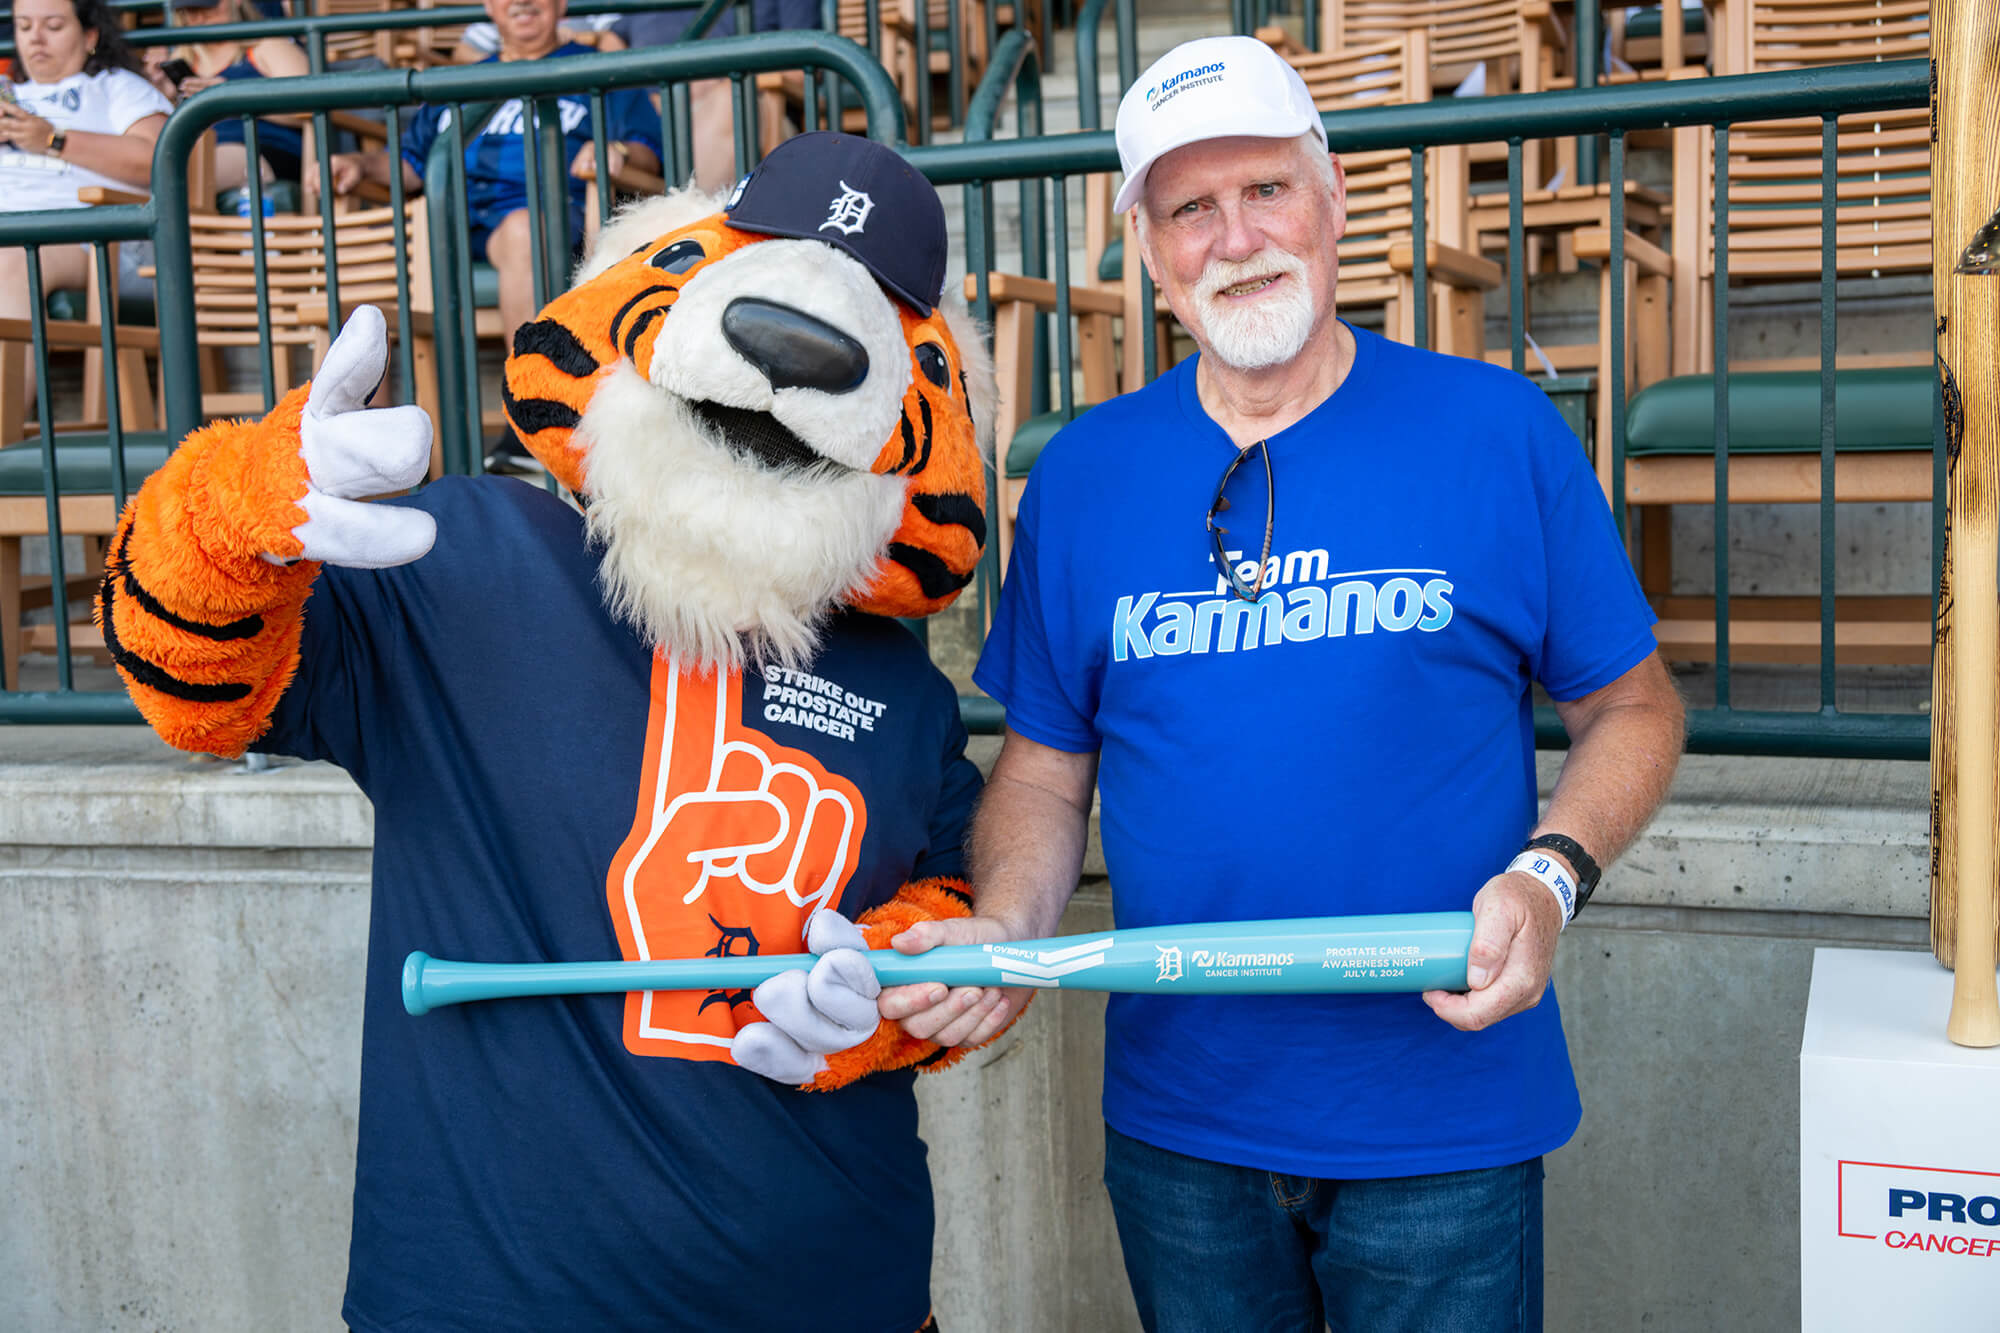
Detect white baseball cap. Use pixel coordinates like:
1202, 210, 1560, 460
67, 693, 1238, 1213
1113, 35, 1328, 215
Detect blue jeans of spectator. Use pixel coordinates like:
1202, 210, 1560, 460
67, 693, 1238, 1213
1102, 1124, 1544, 1333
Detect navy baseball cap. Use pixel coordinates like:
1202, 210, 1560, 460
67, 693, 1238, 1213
724, 133, 948, 315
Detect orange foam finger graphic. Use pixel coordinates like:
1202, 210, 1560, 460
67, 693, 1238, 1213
605, 660, 869, 1061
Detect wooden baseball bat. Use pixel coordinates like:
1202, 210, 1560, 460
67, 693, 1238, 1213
1935, 0, 2000, 1047
400, 912, 1476, 1015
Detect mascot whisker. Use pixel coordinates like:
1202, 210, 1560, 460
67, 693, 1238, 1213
96, 134, 1011, 1333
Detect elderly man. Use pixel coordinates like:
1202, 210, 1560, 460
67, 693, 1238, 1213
880, 34, 1684, 1333
310, 0, 660, 354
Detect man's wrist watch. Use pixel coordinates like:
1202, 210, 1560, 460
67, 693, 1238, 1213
45, 127, 66, 156
1521, 834, 1601, 914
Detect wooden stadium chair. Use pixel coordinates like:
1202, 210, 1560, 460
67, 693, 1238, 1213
186, 202, 433, 417
400, 0, 476, 69
1278, 33, 1498, 358
1604, 1, 1713, 78
740, 4, 891, 153
0, 197, 163, 688
881, 0, 986, 140
317, 0, 399, 67
1617, 0, 1934, 663
1323, 0, 1566, 96
0, 183, 162, 449
964, 270, 1120, 571
0, 426, 171, 689
0, 202, 434, 686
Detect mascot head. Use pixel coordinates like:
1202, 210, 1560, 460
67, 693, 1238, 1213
499, 133, 994, 672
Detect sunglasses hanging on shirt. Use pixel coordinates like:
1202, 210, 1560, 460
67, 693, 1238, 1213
1206, 439, 1275, 602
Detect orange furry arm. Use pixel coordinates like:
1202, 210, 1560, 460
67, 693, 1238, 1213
94, 385, 319, 757
805, 876, 1030, 1092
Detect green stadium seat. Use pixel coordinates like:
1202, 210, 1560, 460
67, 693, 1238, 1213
1097, 238, 1123, 285
1626, 366, 1933, 457
1617, 366, 1935, 667
1006, 409, 1068, 480
45, 288, 156, 327
1626, 4, 1707, 41
0, 433, 172, 497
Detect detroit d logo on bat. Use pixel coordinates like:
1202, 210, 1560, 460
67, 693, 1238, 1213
1155, 946, 1183, 983
605, 663, 868, 1062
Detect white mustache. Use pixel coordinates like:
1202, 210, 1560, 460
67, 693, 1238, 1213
1198, 249, 1308, 302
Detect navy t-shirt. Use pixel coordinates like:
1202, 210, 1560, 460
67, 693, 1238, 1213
400, 47, 662, 239
976, 326, 1659, 1179
255, 476, 977, 1332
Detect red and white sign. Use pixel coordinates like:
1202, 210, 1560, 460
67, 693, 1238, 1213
1801, 950, 2000, 1331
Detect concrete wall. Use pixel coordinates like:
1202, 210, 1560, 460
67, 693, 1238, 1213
1, 733, 1932, 1331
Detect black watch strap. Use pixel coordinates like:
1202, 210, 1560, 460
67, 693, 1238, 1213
1521, 834, 1600, 912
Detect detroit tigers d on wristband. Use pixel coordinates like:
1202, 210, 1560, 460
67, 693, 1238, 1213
1507, 850, 1578, 926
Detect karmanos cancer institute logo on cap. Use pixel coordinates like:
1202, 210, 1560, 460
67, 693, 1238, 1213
1145, 61, 1227, 109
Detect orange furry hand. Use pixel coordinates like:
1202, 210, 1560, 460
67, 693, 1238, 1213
802, 876, 1027, 1092
97, 388, 320, 757
95, 307, 431, 759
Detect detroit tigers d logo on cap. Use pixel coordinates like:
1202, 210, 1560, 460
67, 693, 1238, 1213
725, 133, 946, 313
818, 182, 875, 237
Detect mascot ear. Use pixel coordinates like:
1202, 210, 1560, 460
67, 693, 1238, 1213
571, 184, 728, 287
935, 288, 997, 466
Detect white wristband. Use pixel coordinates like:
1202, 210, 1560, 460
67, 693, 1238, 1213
1506, 850, 1577, 928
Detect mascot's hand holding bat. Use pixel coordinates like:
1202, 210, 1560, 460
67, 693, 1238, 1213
95, 134, 1007, 1332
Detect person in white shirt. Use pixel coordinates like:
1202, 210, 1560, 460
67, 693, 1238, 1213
0, 0, 171, 400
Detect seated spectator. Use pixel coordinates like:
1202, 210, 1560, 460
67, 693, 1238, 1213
307, 0, 660, 355
449, 9, 622, 63
0, 0, 170, 401
152, 0, 309, 192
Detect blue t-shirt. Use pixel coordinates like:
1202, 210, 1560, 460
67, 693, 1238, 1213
400, 47, 662, 237
255, 476, 978, 1333
975, 326, 1659, 1179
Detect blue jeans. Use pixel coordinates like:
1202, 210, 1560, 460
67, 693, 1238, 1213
1102, 1124, 1544, 1333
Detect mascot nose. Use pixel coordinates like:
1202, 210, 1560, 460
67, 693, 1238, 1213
721, 298, 871, 394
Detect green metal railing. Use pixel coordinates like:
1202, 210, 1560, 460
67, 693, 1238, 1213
0, 31, 898, 721
1235, 0, 1322, 50
152, 32, 903, 443
1, 0, 735, 64
925, 53, 1936, 758
0, 41, 1941, 762
1074, 0, 1136, 134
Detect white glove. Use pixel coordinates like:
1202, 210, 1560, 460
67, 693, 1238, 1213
731, 909, 883, 1085
266, 305, 437, 569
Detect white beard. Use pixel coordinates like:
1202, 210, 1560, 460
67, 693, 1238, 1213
578, 363, 910, 672
1191, 248, 1317, 370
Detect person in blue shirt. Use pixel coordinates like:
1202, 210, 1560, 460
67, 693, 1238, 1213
309, 0, 660, 353
880, 35, 1686, 1333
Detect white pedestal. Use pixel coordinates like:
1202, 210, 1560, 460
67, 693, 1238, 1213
1799, 947, 2000, 1330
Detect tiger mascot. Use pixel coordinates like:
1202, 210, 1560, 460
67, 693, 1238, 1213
94, 133, 1007, 1333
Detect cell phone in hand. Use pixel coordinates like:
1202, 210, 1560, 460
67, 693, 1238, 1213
0, 83, 18, 106
161, 59, 194, 90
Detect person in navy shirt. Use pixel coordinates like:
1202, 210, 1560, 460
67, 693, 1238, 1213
881, 35, 1686, 1333
309, 0, 660, 353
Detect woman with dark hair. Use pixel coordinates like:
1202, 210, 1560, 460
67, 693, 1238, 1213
0, 0, 171, 398
0, 0, 168, 209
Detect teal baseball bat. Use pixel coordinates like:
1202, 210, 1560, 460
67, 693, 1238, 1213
401, 912, 1475, 1015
